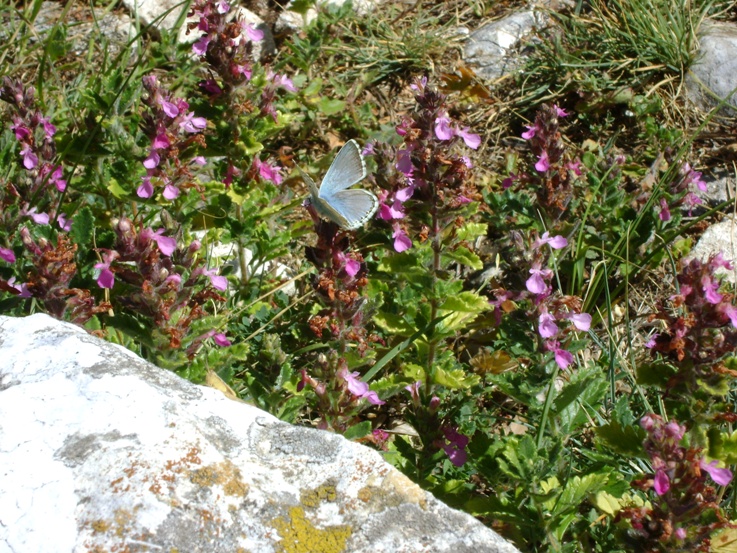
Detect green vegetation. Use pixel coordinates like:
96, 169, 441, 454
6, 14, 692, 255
2, 0, 737, 551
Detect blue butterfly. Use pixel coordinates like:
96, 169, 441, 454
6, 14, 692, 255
297, 140, 378, 230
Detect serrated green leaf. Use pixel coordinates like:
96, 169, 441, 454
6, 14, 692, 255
636, 361, 678, 387
439, 291, 489, 313
107, 178, 128, 199
70, 207, 94, 249
373, 312, 416, 336
708, 428, 737, 465
442, 246, 483, 270
456, 222, 488, 241
434, 367, 480, 389
594, 491, 623, 516
595, 421, 646, 456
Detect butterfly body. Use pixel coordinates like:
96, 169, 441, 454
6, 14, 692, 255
298, 140, 378, 230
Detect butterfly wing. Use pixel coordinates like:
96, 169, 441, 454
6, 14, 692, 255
318, 188, 379, 230
318, 139, 367, 195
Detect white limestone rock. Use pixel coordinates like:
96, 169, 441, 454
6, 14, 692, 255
0, 314, 521, 553
464, 10, 548, 82
120, 0, 188, 35
688, 216, 737, 284
685, 20, 737, 115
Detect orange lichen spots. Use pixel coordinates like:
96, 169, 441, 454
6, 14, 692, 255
271, 507, 351, 553
188, 459, 249, 498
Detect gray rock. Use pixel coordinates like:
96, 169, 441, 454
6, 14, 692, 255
688, 216, 737, 284
686, 20, 737, 115
276, 0, 383, 34
0, 314, 520, 553
699, 167, 736, 207
464, 10, 547, 82
120, 0, 188, 35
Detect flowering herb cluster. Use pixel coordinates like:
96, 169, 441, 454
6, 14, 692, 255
619, 414, 734, 551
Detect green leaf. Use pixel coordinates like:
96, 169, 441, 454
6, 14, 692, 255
107, 178, 128, 199
439, 291, 489, 313
373, 312, 416, 336
594, 491, 623, 516
442, 246, 483, 270
317, 98, 346, 116
344, 421, 372, 440
456, 222, 488, 241
433, 367, 480, 389
70, 207, 94, 249
708, 428, 737, 465
636, 361, 678, 387
595, 421, 645, 456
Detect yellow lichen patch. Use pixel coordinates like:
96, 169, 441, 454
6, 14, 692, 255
300, 484, 337, 508
189, 459, 249, 498
272, 506, 351, 553
89, 519, 111, 534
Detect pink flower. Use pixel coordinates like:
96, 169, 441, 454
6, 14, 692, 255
7, 277, 31, 297
50, 166, 66, 191
725, 306, 737, 328
392, 224, 412, 252
0, 247, 16, 263
535, 151, 550, 172
654, 468, 670, 495
20, 144, 38, 169
457, 127, 481, 149
434, 115, 454, 141
152, 230, 176, 256
216, 0, 230, 13
94, 251, 119, 289
700, 459, 733, 486
363, 390, 385, 405
38, 115, 56, 137
57, 213, 72, 231
143, 151, 160, 169
538, 312, 559, 338
204, 268, 228, 291
675, 528, 686, 540
344, 371, 369, 397
179, 112, 207, 133
441, 427, 469, 467
268, 72, 297, 92
162, 183, 180, 200
137, 177, 154, 198
240, 21, 264, 42
405, 381, 421, 403
396, 149, 414, 175
213, 333, 232, 347
545, 340, 574, 369
645, 333, 659, 348
526, 267, 550, 294
521, 124, 537, 140
569, 313, 592, 331
152, 132, 170, 150
193, 35, 211, 56
702, 276, 723, 304
254, 157, 284, 185
658, 198, 671, 221
553, 105, 568, 117
535, 231, 567, 250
